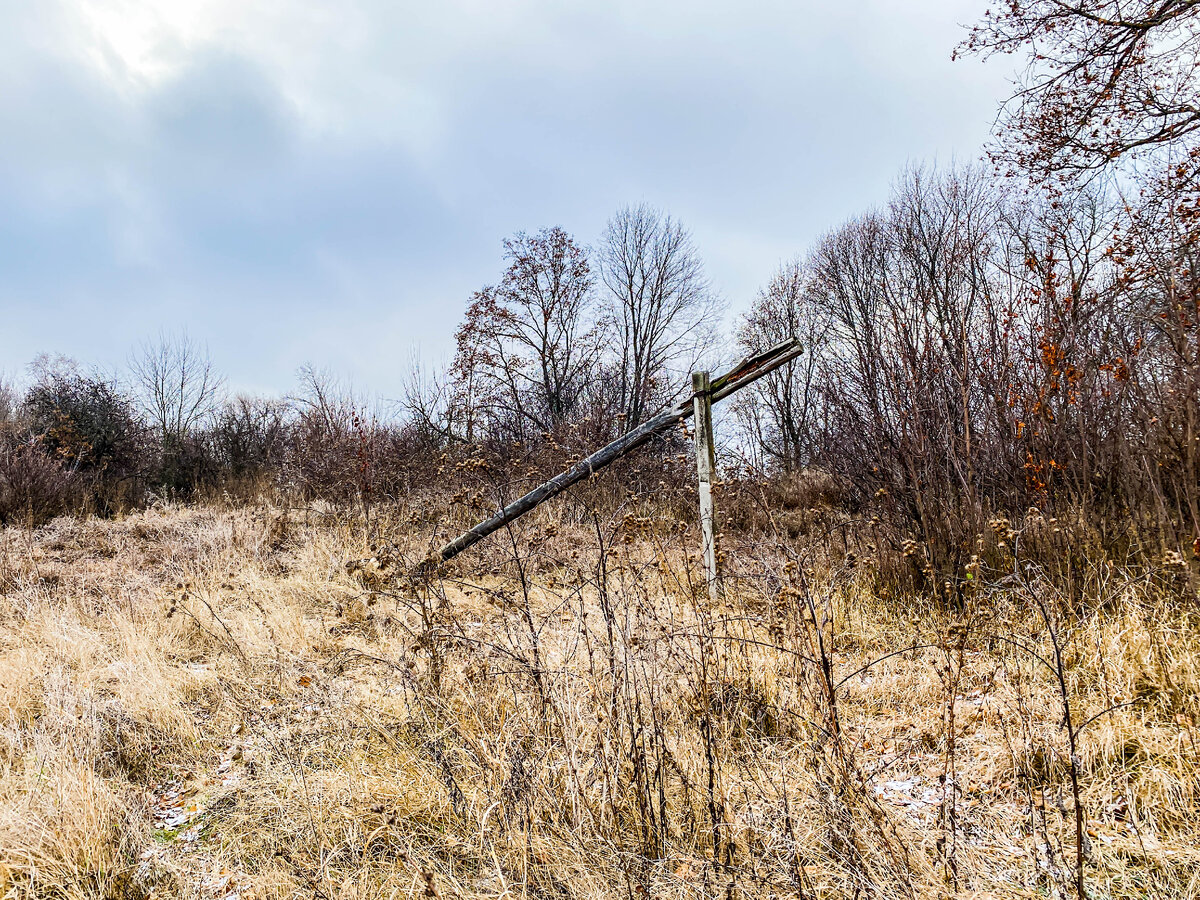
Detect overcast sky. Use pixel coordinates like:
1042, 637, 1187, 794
0, 0, 1011, 398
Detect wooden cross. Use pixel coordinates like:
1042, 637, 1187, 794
427, 338, 803, 572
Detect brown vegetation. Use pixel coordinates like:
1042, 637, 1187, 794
0, 495, 1197, 900
2, 5, 1199, 898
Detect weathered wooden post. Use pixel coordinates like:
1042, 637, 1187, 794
692, 371, 720, 600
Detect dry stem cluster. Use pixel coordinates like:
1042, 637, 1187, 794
1, 499, 1196, 900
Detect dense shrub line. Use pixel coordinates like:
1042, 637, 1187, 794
734, 167, 1200, 597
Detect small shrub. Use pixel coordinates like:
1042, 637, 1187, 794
208, 396, 288, 492
0, 441, 77, 526
24, 369, 147, 515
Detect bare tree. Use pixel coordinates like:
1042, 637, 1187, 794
734, 259, 829, 471
399, 352, 458, 447
0, 375, 20, 433
808, 212, 893, 475
598, 205, 722, 427
288, 365, 381, 509
958, 0, 1200, 181
211, 394, 288, 480
291, 365, 362, 441
802, 167, 1013, 576
958, 2, 1200, 562
451, 227, 604, 441
130, 332, 225, 449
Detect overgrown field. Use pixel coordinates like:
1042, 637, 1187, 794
1, 503, 1197, 900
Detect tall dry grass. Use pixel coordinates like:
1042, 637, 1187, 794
0, 498, 1196, 900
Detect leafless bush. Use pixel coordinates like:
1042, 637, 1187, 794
22, 361, 147, 516
0, 439, 78, 525
730, 162, 1197, 600
208, 395, 289, 497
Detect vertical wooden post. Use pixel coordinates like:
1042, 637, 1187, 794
692, 371, 720, 600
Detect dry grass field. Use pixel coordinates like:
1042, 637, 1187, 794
1, 503, 1197, 900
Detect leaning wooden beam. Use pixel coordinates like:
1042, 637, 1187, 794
429, 338, 803, 566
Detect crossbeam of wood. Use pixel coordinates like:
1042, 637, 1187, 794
427, 338, 803, 567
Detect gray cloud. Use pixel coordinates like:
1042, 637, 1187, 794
0, 0, 1009, 396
